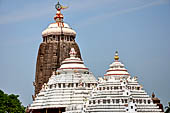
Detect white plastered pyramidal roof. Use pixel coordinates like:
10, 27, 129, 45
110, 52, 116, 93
29, 48, 97, 110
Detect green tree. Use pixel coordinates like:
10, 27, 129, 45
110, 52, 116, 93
0, 90, 25, 113
165, 102, 170, 113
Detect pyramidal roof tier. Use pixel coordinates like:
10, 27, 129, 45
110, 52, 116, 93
29, 48, 97, 111
84, 75, 164, 113
42, 2, 76, 37
104, 51, 130, 79
83, 51, 164, 113
58, 48, 88, 72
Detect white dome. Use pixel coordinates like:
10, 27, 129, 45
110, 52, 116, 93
105, 60, 129, 76
42, 23, 76, 36
59, 48, 88, 72
29, 48, 97, 111
104, 51, 130, 78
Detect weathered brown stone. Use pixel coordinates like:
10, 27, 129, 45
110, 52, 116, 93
34, 39, 81, 95
152, 92, 164, 112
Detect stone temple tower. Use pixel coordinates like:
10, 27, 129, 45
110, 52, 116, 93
34, 2, 81, 95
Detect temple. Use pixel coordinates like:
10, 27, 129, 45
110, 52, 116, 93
29, 48, 97, 113
34, 1, 81, 95
84, 52, 164, 113
28, 1, 164, 113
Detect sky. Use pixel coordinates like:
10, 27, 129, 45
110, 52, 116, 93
0, 0, 170, 107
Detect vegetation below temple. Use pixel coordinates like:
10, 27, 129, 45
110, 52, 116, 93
0, 89, 25, 113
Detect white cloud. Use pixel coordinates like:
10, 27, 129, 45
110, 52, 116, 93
66, 0, 117, 13
0, 0, 119, 24
75, 0, 169, 28
0, 2, 53, 24
0, 0, 168, 25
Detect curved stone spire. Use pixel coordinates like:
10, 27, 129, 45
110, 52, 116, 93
34, 1, 81, 95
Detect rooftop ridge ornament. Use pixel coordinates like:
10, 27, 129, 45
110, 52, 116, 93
54, 1, 68, 25
114, 51, 119, 61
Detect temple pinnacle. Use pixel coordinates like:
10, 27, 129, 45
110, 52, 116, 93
114, 51, 119, 61
69, 48, 77, 58
55, 1, 61, 11
54, 1, 68, 23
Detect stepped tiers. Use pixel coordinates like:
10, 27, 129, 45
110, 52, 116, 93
34, 2, 81, 95
29, 48, 97, 113
30, 2, 164, 113
152, 92, 164, 112
104, 51, 129, 79
84, 51, 164, 113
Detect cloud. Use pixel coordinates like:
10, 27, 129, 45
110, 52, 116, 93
0, 0, 168, 25
109, 0, 169, 16
0, 0, 118, 25
75, 0, 169, 28
66, 0, 117, 13
0, 2, 53, 24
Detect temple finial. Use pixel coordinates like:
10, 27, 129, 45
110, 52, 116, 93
54, 1, 68, 23
69, 48, 77, 58
152, 92, 155, 98
55, 1, 61, 11
114, 51, 119, 61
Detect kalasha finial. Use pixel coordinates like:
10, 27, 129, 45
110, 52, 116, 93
69, 48, 77, 58
114, 51, 119, 61
152, 92, 155, 98
54, 1, 68, 23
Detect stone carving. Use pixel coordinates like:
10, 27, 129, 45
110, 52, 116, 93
34, 40, 81, 95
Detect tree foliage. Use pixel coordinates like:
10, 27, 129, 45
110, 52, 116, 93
165, 102, 170, 113
0, 90, 25, 113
